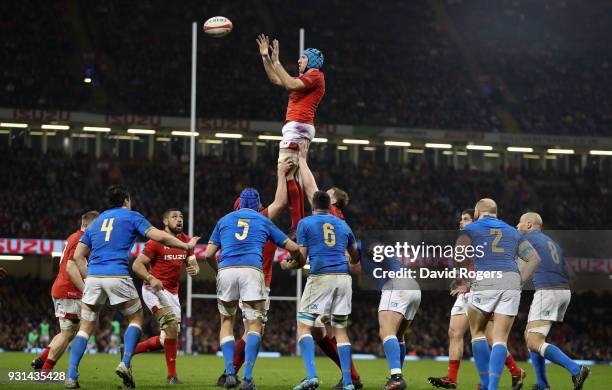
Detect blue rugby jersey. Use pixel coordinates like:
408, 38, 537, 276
209, 208, 288, 269
523, 230, 569, 289
81, 207, 153, 277
297, 212, 355, 275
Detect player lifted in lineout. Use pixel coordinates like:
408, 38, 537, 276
216, 160, 294, 386
257, 33, 325, 224
455, 199, 541, 390
131, 208, 200, 385
65, 185, 199, 389
282, 191, 360, 390
517, 212, 590, 390
31, 211, 99, 373
428, 209, 526, 390
204, 188, 305, 390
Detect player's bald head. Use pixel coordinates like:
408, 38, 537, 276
518, 212, 543, 232
475, 198, 497, 215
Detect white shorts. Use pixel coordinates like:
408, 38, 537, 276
299, 274, 352, 316
142, 285, 181, 320
82, 277, 139, 306
378, 289, 421, 321
280, 121, 316, 148
528, 289, 571, 323
217, 267, 266, 302
451, 293, 469, 316
240, 287, 271, 313
53, 297, 82, 319
468, 271, 521, 316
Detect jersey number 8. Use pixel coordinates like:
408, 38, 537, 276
547, 241, 560, 264
235, 219, 250, 241
101, 218, 115, 241
323, 223, 336, 247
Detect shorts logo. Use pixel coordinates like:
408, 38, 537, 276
474, 297, 481, 303
390, 302, 399, 308
543, 310, 550, 316
308, 303, 318, 310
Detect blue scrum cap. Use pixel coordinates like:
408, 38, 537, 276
239, 188, 261, 210
304, 48, 324, 69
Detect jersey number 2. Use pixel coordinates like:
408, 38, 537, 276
235, 219, 250, 241
323, 223, 336, 247
490, 228, 504, 253
101, 218, 114, 241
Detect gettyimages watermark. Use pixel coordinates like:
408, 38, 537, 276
356, 230, 612, 292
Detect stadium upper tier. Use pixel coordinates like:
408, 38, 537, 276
1, 0, 610, 135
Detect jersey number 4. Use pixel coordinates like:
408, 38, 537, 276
235, 219, 250, 241
323, 223, 336, 247
101, 218, 115, 241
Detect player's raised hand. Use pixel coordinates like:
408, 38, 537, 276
150, 276, 164, 291
271, 39, 280, 62
450, 283, 468, 296
277, 159, 294, 175
186, 236, 200, 251
298, 141, 310, 160
186, 261, 199, 276
256, 34, 270, 57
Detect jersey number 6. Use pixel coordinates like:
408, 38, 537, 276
323, 223, 336, 247
235, 219, 250, 241
101, 218, 115, 241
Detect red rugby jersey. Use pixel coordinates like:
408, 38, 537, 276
51, 230, 85, 299
142, 232, 193, 294
285, 69, 325, 125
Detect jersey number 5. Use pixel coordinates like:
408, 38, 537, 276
490, 228, 504, 253
323, 223, 336, 247
235, 219, 250, 241
101, 218, 115, 241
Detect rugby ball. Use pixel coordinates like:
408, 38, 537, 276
203, 16, 233, 38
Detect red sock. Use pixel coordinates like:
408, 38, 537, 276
297, 179, 305, 220
38, 346, 50, 362
134, 335, 162, 354
164, 338, 178, 377
505, 353, 522, 376
287, 179, 304, 229
233, 338, 246, 372
447, 359, 460, 382
316, 336, 341, 368
41, 358, 56, 372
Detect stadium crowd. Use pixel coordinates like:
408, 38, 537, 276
2, 276, 610, 361
2, 1, 611, 134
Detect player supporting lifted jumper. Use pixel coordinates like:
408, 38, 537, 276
428, 209, 526, 390
31, 211, 99, 373
517, 212, 590, 390
65, 185, 199, 389
204, 188, 305, 390
282, 191, 360, 390
131, 208, 200, 385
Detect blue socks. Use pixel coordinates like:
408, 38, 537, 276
530, 351, 549, 388
122, 324, 142, 368
489, 343, 507, 390
243, 332, 261, 381
299, 334, 317, 379
383, 336, 402, 374
472, 337, 490, 389
399, 341, 406, 370
337, 343, 353, 386
220, 336, 236, 377
543, 343, 580, 376
68, 332, 88, 380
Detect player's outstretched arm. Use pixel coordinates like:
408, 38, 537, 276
147, 228, 200, 251
280, 240, 306, 270
186, 255, 199, 276
266, 160, 294, 220
203, 243, 219, 274
271, 39, 307, 91
298, 145, 318, 207
517, 240, 542, 284
347, 243, 360, 264
132, 253, 164, 291
257, 34, 283, 87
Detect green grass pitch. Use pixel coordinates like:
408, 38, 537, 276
0, 352, 610, 389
